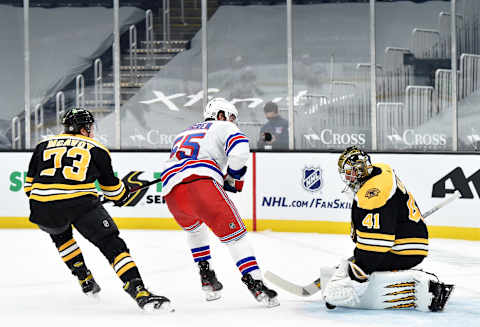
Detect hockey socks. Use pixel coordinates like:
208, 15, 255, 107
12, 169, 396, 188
111, 252, 141, 284
53, 236, 100, 296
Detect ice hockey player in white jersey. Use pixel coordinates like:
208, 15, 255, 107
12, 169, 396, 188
161, 98, 279, 307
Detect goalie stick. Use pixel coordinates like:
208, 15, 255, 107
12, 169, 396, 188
264, 190, 461, 297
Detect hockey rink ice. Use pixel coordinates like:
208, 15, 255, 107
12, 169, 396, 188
1, 229, 479, 326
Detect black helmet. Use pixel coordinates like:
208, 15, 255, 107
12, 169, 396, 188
62, 108, 94, 134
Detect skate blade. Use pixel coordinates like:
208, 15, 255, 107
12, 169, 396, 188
257, 293, 280, 308
205, 290, 222, 301
85, 291, 101, 301
143, 300, 175, 313
263, 297, 280, 308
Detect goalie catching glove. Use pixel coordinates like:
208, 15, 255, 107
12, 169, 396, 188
223, 166, 247, 193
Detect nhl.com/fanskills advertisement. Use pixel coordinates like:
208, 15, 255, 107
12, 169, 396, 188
260, 165, 353, 210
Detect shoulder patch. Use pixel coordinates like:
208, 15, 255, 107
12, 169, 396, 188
365, 188, 380, 199
357, 164, 397, 210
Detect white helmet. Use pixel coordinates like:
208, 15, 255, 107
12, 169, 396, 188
203, 98, 238, 122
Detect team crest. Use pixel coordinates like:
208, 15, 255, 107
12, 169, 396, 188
365, 188, 380, 198
302, 167, 323, 192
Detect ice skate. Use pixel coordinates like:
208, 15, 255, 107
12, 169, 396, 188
124, 278, 173, 312
78, 270, 101, 297
241, 273, 279, 307
198, 261, 223, 301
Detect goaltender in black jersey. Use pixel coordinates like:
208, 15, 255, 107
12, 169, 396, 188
24, 108, 172, 311
319, 146, 452, 312
341, 151, 428, 274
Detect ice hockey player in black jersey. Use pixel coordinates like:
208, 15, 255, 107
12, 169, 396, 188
24, 108, 172, 312
320, 146, 453, 312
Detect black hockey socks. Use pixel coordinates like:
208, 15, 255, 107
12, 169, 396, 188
111, 252, 141, 284
54, 238, 100, 295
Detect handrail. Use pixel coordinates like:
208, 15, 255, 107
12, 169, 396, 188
129, 25, 138, 84
75, 74, 85, 108
163, 0, 171, 47
11, 116, 21, 149
94, 58, 103, 108
145, 9, 154, 67
34, 103, 44, 143
56, 91, 65, 127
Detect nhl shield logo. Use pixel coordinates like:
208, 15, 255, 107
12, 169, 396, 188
302, 167, 323, 192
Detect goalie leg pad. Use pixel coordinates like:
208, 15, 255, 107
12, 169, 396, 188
338, 269, 454, 311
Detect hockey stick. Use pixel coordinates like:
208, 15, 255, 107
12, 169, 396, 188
422, 190, 460, 219
264, 190, 461, 297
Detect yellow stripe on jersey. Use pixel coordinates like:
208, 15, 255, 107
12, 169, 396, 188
356, 243, 391, 253
390, 249, 428, 256
25, 177, 33, 183
31, 182, 96, 190
356, 163, 396, 210
394, 238, 428, 245
29, 192, 99, 202
356, 230, 395, 241
100, 182, 123, 192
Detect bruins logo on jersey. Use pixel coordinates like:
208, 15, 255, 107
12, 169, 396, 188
365, 188, 380, 199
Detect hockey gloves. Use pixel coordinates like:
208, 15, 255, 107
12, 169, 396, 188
113, 171, 150, 207
223, 166, 247, 193
114, 182, 133, 207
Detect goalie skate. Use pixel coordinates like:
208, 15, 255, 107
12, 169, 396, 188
241, 273, 280, 308
198, 261, 223, 301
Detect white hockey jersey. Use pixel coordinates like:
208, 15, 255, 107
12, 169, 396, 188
161, 120, 250, 196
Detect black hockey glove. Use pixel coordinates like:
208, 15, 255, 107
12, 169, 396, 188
114, 182, 132, 207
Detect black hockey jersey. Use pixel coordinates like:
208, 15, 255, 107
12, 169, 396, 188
351, 163, 428, 274
24, 133, 126, 204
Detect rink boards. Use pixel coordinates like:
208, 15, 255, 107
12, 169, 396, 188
2, 151, 479, 240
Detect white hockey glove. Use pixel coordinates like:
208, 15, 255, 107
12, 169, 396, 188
223, 166, 247, 193
323, 259, 369, 308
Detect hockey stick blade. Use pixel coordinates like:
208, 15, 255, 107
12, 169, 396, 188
264, 270, 321, 297
423, 190, 460, 219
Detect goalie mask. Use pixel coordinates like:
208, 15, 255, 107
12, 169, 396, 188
203, 98, 238, 123
338, 146, 373, 192
62, 108, 95, 134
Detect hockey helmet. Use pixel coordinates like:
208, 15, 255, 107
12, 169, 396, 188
62, 107, 95, 134
338, 146, 373, 192
203, 98, 238, 122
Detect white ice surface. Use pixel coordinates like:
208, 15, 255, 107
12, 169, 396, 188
1, 229, 478, 326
